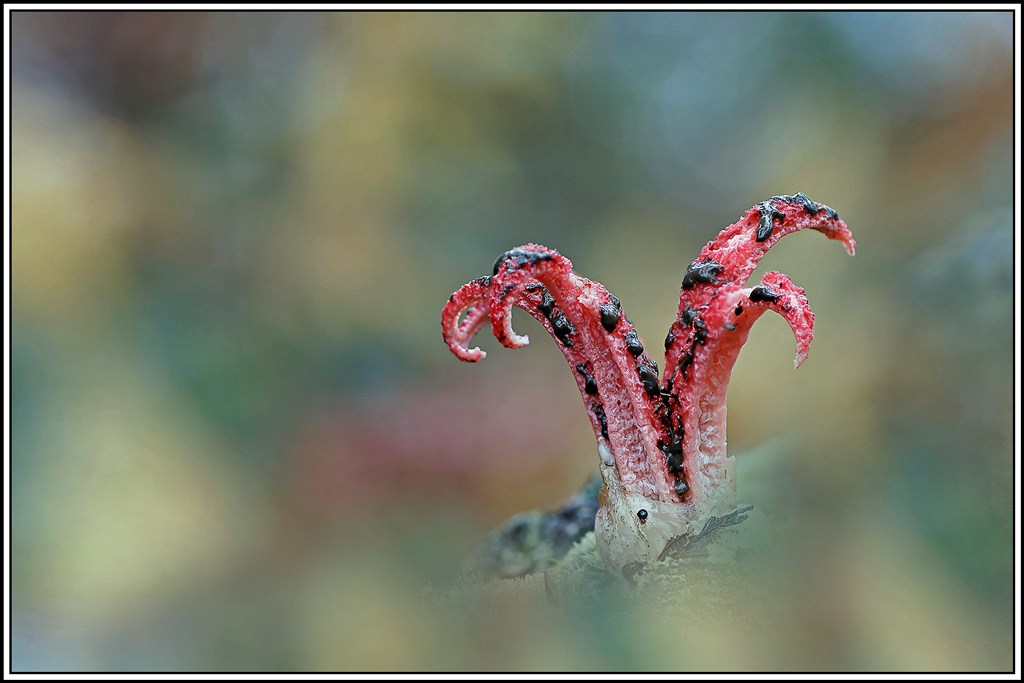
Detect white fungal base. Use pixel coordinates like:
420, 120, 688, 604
594, 460, 757, 579
595, 462, 697, 575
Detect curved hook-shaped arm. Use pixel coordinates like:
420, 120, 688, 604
660, 194, 855, 508
441, 243, 673, 500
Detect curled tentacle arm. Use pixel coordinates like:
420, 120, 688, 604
659, 194, 854, 509
441, 277, 495, 362
597, 193, 854, 574
668, 272, 814, 511
699, 193, 855, 281
753, 270, 815, 370
441, 244, 674, 500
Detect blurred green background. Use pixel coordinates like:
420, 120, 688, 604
11, 11, 1014, 671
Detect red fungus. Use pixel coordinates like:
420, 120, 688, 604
441, 194, 855, 539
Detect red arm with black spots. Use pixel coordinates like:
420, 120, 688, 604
442, 194, 855, 516
441, 244, 672, 500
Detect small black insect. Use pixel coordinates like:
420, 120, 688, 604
637, 509, 648, 523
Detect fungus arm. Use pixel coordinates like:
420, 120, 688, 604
441, 244, 676, 501
661, 194, 855, 511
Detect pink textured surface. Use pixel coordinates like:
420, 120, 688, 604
441, 196, 855, 509
663, 195, 854, 508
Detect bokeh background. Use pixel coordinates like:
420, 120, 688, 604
10, 10, 1015, 672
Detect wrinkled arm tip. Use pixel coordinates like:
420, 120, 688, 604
827, 220, 851, 254
450, 343, 486, 363
495, 331, 530, 350
491, 321, 532, 350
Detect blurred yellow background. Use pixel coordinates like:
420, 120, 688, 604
11, 11, 1014, 671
